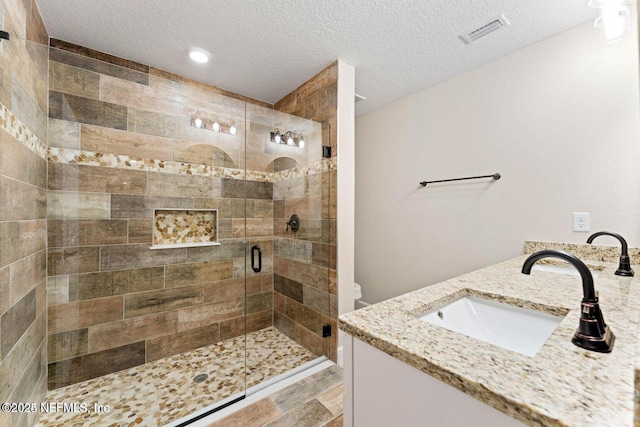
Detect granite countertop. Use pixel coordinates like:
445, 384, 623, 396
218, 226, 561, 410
339, 241, 640, 427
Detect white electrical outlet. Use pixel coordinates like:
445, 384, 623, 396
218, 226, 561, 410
573, 212, 590, 232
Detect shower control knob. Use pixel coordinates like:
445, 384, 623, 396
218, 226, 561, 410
286, 214, 300, 232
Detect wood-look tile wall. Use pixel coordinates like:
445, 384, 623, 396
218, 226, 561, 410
46, 41, 277, 389
0, 0, 49, 426
274, 63, 339, 361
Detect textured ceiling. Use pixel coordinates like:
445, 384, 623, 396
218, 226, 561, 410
35, 0, 597, 115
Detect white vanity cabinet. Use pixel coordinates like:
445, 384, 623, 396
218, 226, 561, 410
344, 336, 525, 427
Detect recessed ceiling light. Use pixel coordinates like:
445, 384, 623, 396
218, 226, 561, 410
188, 47, 212, 64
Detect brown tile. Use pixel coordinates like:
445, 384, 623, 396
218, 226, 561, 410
47, 296, 123, 334
303, 285, 330, 316
273, 292, 286, 314
26, 0, 48, 45
246, 309, 272, 333
312, 242, 330, 267
47, 341, 145, 389
177, 298, 244, 331
19, 220, 46, 258
208, 398, 283, 427
9, 251, 46, 307
1, 288, 36, 359
48, 219, 128, 247
127, 218, 152, 244
47, 329, 88, 363
295, 324, 324, 357
110, 194, 193, 218
203, 278, 244, 303
0, 174, 46, 221
8, 340, 45, 420
48, 163, 147, 194
50, 39, 150, 74
285, 197, 323, 221
274, 311, 296, 340
232, 218, 273, 239
275, 238, 312, 263
81, 124, 173, 160
100, 244, 187, 271
173, 142, 236, 168
47, 246, 100, 276
323, 415, 343, 427
124, 285, 203, 319
222, 179, 273, 200
127, 267, 165, 292
165, 260, 233, 288
68, 271, 128, 302
146, 323, 219, 362
128, 109, 181, 139
246, 292, 273, 314
285, 299, 322, 336
49, 91, 128, 130
88, 311, 178, 353
49, 61, 100, 99
47, 191, 110, 220
219, 317, 244, 341
287, 259, 329, 292
274, 275, 303, 304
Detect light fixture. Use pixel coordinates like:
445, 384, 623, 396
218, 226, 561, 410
188, 47, 212, 64
191, 115, 237, 135
270, 129, 306, 149
589, 0, 630, 41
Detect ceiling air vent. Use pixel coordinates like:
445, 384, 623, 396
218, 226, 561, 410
460, 14, 510, 44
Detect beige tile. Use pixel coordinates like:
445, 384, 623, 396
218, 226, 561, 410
9, 250, 46, 307
0, 175, 47, 221
49, 61, 100, 100
1, 288, 36, 359
207, 398, 283, 427
232, 218, 274, 238
0, 267, 9, 316
48, 163, 147, 194
47, 296, 123, 334
100, 244, 187, 271
88, 311, 178, 353
81, 124, 174, 160
127, 218, 152, 244
47, 191, 111, 220
148, 172, 219, 198
101, 74, 187, 116
12, 75, 46, 141
0, 313, 45, 402
265, 399, 333, 427
316, 384, 344, 416
46, 276, 69, 306
271, 365, 342, 413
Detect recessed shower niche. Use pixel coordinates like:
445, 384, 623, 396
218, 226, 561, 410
151, 208, 220, 249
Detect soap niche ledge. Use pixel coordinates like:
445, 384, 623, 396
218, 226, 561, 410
151, 208, 220, 250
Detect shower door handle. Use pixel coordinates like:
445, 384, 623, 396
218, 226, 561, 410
251, 245, 262, 273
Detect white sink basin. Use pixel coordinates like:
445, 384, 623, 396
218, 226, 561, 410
532, 263, 601, 278
417, 296, 563, 357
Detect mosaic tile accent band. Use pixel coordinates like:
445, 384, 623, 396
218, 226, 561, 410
0, 102, 47, 160
48, 146, 335, 182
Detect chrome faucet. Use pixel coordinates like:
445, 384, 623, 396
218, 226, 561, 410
587, 231, 634, 277
522, 250, 615, 353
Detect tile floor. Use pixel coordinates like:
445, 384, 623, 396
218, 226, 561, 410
204, 365, 343, 427
35, 327, 319, 426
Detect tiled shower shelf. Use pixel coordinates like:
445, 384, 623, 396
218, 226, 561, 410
152, 208, 219, 250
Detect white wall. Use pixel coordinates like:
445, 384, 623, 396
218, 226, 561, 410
355, 21, 640, 304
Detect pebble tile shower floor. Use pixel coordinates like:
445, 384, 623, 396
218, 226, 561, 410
35, 327, 317, 426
